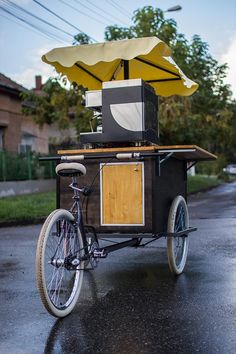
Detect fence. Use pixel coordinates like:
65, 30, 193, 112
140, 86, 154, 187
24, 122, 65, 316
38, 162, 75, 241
0, 151, 56, 181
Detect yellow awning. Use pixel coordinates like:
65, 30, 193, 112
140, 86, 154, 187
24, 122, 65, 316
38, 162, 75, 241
42, 36, 198, 97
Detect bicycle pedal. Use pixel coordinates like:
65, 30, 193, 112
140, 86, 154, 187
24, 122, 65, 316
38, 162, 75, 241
71, 258, 80, 266
93, 249, 107, 258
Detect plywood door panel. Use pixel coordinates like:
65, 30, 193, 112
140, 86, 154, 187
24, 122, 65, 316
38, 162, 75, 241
101, 162, 144, 225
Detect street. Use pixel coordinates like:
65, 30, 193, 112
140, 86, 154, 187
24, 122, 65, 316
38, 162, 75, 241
0, 182, 236, 354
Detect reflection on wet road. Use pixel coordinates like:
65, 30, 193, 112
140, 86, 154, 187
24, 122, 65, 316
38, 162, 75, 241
0, 182, 236, 353
189, 181, 236, 219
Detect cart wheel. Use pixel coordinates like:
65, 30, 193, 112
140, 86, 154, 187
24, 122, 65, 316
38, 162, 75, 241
167, 196, 189, 275
36, 209, 85, 317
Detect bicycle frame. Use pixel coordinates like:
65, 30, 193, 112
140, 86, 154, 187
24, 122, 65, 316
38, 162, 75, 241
68, 176, 90, 258
67, 175, 142, 260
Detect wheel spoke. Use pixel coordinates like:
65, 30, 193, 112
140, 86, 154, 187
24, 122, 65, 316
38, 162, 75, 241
36, 210, 84, 316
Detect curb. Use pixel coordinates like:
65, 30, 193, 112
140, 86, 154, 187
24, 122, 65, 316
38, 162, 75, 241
0, 218, 45, 228
187, 183, 223, 196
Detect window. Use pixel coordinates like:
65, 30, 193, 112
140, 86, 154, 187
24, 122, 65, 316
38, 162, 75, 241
18, 144, 32, 154
18, 132, 35, 154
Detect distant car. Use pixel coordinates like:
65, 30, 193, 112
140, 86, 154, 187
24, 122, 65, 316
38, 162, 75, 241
223, 164, 236, 175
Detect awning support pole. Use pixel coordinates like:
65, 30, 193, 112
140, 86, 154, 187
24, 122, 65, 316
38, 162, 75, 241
123, 60, 129, 79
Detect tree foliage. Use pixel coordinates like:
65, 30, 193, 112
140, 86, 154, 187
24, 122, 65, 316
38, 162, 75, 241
21, 32, 93, 149
73, 33, 92, 45
21, 78, 92, 139
105, 6, 236, 162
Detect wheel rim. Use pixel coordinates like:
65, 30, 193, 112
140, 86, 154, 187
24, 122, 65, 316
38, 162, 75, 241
43, 219, 82, 310
167, 196, 189, 274
173, 202, 187, 268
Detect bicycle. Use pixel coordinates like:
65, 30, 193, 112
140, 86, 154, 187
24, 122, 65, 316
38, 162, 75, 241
35, 161, 98, 318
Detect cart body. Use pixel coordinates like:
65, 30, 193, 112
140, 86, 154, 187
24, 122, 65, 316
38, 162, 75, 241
57, 145, 215, 236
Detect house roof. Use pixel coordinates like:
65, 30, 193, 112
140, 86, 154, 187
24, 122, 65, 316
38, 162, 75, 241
0, 73, 27, 96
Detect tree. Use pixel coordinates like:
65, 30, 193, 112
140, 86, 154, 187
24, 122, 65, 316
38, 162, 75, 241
21, 78, 93, 148
105, 6, 236, 161
21, 32, 94, 150
73, 33, 92, 45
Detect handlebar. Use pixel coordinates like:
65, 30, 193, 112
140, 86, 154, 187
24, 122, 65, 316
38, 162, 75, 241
39, 148, 195, 162
39, 152, 165, 162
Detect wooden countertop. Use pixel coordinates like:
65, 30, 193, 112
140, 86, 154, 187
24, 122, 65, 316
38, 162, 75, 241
58, 144, 217, 162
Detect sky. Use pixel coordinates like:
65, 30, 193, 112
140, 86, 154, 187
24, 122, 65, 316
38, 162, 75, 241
0, 0, 236, 96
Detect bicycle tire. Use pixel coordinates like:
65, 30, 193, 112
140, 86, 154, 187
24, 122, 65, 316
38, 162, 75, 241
167, 196, 189, 275
36, 209, 85, 317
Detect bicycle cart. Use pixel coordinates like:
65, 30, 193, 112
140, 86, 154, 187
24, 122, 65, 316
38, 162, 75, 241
36, 37, 216, 317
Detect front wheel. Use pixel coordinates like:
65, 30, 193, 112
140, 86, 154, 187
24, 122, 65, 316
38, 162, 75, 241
167, 196, 189, 275
36, 209, 85, 317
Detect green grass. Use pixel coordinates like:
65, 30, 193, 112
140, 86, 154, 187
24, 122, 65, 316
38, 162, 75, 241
187, 175, 221, 194
0, 191, 56, 224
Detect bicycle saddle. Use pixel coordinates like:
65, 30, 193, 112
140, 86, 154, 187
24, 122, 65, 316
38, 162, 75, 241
56, 162, 86, 177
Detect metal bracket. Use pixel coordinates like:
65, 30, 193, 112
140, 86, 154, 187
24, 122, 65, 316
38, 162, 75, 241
187, 161, 197, 171
160, 152, 174, 164
155, 151, 173, 177
161, 227, 197, 238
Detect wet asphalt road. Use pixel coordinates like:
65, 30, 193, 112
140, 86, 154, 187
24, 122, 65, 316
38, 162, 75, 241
0, 183, 236, 354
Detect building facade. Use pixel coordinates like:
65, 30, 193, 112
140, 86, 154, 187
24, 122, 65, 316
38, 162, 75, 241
0, 73, 49, 154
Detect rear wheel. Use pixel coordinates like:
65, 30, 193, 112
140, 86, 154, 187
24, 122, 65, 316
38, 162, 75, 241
167, 196, 189, 275
36, 209, 85, 317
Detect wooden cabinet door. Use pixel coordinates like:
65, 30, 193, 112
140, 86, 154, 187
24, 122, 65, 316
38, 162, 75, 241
100, 162, 144, 225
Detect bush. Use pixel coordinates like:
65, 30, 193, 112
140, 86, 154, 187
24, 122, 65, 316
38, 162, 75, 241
187, 175, 221, 194
217, 170, 230, 182
196, 155, 227, 177
0, 151, 56, 181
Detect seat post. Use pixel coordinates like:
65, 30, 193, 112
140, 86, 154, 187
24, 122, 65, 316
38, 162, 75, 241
71, 176, 79, 199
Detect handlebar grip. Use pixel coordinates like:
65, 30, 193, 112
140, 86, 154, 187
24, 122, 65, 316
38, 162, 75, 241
61, 155, 85, 161
39, 155, 85, 161
116, 153, 133, 159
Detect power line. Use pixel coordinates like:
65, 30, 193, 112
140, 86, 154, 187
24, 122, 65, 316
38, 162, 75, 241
86, 0, 128, 24
33, 0, 98, 42
113, 0, 133, 18
72, 0, 114, 25
0, 4, 69, 44
0, 12, 66, 43
74, 0, 130, 27
1, 1, 71, 43
105, 0, 132, 20
58, 0, 107, 26
4, 0, 75, 40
